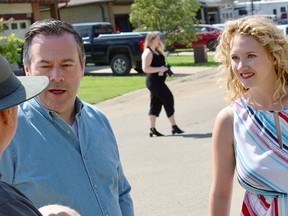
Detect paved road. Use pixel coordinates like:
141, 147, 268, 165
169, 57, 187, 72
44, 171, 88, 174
92, 66, 245, 216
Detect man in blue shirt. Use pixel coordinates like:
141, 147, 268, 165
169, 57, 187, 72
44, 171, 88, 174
0, 19, 134, 216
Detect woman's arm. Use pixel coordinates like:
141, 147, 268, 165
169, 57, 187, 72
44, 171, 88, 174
209, 106, 235, 216
141, 48, 167, 74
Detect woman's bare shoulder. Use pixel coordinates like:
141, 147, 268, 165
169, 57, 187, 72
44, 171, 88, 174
142, 48, 152, 57
214, 105, 234, 133
218, 105, 234, 120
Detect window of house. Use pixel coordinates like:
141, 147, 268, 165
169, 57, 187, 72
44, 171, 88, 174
11, 23, 18, 30
3, 24, 9, 30
239, 9, 248, 16
20, 22, 26, 29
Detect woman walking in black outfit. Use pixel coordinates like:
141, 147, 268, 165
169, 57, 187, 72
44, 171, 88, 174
142, 32, 184, 137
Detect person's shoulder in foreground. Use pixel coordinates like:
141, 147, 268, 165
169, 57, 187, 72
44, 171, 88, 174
0, 18, 134, 216
0, 53, 48, 216
0, 181, 42, 216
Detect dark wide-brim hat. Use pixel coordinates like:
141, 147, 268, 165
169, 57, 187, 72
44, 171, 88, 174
0, 54, 48, 111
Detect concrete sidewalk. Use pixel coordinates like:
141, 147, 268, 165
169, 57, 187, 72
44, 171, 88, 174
85, 64, 215, 76
84, 50, 215, 75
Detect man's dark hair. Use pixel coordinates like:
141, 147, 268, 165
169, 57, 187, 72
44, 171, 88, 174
23, 18, 85, 68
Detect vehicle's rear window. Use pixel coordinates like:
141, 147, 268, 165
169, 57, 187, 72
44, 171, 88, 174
94, 25, 114, 37
73, 24, 114, 38
74, 26, 90, 38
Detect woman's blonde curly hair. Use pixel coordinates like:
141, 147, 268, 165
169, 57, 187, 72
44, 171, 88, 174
215, 15, 288, 103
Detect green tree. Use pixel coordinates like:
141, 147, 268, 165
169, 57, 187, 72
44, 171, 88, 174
0, 18, 24, 64
130, 0, 200, 48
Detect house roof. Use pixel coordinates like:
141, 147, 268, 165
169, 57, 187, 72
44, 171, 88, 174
0, 0, 69, 3
65, 0, 133, 7
66, 0, 113, 7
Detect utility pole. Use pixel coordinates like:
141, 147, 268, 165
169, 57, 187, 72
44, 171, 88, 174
251, 0, 254, 15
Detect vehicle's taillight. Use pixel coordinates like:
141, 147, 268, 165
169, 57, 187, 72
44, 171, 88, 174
140, 39, 145, 50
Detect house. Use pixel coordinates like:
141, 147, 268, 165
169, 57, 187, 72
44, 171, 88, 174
0, 0, 69, 38
198, 1, 225, 24
220, 0, 288, 22
56, 0, 134, 32
58, 0, 225, 31
0, 0, 70, 21
0, 0, 225, 38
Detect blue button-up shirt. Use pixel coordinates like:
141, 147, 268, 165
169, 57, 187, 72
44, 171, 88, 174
0, 98, 134, 216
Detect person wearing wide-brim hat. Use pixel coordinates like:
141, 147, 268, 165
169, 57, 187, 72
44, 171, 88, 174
0, 53, 48, 215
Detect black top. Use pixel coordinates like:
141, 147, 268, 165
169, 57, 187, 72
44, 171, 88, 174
0, 181, 42, 216
146, 48, 167, 84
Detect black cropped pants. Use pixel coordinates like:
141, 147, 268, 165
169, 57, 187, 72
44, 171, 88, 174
148, 82, 175, 118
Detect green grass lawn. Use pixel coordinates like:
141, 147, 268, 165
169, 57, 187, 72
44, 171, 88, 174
78, 76, 176, 104
78, 52, 217, 104
167, 54, 217, 67
78, 76, 146, 104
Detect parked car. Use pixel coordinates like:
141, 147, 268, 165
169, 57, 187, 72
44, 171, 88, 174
212, 23, 225, 30
172, 24, 222, 51
73, 22, 146, 76
277, 19, 288, 25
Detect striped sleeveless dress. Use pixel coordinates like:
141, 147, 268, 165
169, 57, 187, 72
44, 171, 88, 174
233, 97, 288, 216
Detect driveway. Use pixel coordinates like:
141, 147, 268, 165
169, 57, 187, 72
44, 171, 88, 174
94, 66, 245, 216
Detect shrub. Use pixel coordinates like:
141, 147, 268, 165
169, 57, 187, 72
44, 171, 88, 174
0, 18, 24, 64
